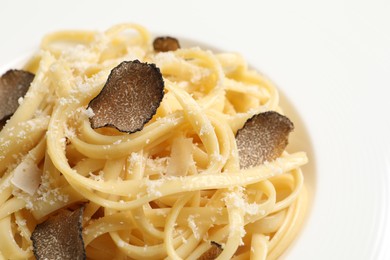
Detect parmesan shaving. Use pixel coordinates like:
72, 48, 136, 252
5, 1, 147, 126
11, 159, 42, 195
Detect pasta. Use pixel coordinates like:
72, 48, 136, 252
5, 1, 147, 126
0, 23, 308, 259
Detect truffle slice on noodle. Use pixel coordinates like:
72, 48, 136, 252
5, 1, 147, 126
236, 111, 294, 169
153, 36, 181, 52
88, 60, 165, 133
31, 207, 85, 260
198, 241, 223, 260
0, 115, 10, 130
0, 69, 34, 121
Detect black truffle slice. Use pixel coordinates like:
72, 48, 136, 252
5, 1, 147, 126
88, 60, 164, 133
198, 241, 223, 260
153, 36, 180, 52
0, 115, 10, 130
31, 207, 86, 260
236, 111, 294, 169
0, 69, 34, 121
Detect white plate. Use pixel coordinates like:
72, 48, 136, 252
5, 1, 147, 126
1, 1, 390, 259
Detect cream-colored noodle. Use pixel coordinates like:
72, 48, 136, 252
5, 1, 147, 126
0, 23, 308, 260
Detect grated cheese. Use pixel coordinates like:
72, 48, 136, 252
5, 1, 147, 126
187, 215, 200, 240
146, 157, 168, 175
84, 107, 95, 118
199, 123, 213, 136
145, 178, 163, 197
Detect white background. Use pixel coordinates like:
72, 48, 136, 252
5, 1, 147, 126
1, 0, 390, 259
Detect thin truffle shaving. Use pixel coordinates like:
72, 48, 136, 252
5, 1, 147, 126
88, 60, 164, 133
236, 111, 294, 168
198, 241, 223, 260
31, 207, 86, 260
153, 36, 181, 52
0, 69, 34, 121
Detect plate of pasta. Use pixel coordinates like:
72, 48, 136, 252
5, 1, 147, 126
0, 23, 311, 260
1, 1, 390, 260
